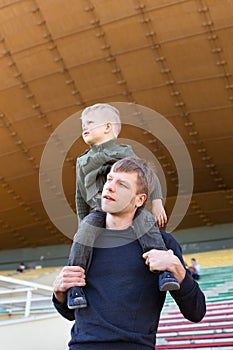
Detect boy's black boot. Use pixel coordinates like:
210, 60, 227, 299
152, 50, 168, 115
67, 286, 87, 309
159, 271, 180, 292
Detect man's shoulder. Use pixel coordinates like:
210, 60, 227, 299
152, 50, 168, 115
160, 230, 174, 241
160, 230, 182, 255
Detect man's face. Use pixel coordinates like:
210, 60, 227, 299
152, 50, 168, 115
101, 170, 146, 215
81, 113, 107, 145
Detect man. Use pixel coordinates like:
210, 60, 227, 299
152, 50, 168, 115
189, 257, 201, 280
67, 103, 173, 310
53, 157, 206, 350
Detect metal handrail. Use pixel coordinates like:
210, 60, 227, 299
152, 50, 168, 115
0, 275, 55, 318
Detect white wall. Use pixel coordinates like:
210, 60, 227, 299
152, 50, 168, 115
0, 315, 72, 350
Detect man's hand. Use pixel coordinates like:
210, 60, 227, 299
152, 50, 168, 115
53, 266, 86, 304
143, 249, 186, 284
151, 199, 167, 227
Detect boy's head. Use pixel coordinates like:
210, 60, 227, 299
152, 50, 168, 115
81, 104, 122, 144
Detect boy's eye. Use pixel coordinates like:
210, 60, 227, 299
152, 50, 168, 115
82, 120, 94, 128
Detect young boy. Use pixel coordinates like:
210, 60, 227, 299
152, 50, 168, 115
67, 103, 179, 309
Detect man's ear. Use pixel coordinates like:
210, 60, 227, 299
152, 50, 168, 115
136, 193, 147, 208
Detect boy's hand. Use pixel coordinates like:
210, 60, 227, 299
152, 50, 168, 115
53, 266, 86, 303
152, 199, 167, 227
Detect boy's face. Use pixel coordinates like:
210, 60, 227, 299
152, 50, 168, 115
81, 112, 107, 146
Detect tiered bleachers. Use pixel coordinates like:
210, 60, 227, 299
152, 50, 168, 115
157, 264, 233, 349
183, 249, 233, 270
0, 266, 61, 284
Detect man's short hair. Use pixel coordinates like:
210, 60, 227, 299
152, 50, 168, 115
111, 157, 156, 197
81, 103, 122, 137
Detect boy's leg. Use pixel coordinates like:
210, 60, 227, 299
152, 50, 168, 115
67, 210, 106, 309
133, 207, 180, 292
67, 241, 91, 309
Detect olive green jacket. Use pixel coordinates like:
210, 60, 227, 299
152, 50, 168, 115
76, 139, 162, 224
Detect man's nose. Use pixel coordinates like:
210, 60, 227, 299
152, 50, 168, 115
106, 180, 116, 192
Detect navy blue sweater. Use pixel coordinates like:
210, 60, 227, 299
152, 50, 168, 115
53, 231, 206, 350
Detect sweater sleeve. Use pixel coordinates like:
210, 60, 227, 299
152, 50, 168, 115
76, 182, 90, 224
52, 294, 75, 321
161, 231, 206, 322
150, 173, 163, 200
171, 270, 206, 322
75, 158, 90, 224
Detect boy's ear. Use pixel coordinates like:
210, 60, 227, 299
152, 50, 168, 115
105, 122, 112, 133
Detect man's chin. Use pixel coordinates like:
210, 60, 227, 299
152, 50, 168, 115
102, 206, 116, 214
102, 204, 129, 215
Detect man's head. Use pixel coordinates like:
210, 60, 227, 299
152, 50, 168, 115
101, 157, 156, 216
81, 103, 122, 145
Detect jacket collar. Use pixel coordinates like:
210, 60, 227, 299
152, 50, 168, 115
90, 138, 117, 152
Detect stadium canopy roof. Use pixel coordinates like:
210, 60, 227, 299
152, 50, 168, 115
0, 0, 232, 250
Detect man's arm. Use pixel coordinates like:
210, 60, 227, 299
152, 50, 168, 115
143, 231, 206, 323
52, 266, 86, 321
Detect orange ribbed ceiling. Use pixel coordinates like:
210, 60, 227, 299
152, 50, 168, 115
0, 0, 233, 250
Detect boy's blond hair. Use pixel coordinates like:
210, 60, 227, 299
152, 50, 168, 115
81, 103, 122, 138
